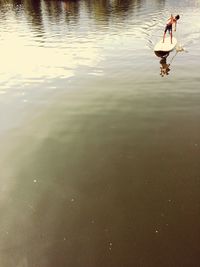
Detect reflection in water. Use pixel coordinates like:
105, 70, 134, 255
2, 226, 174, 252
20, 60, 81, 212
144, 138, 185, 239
1, 1, 200, 267
154, 51, 171, 77
155, 43, 187, 77
0, 0, 149, 30
61, 0, 80, 16
159, 55, 170, 77
84, 0, 111, 25
11, 0, 23, 11
113, 0, 137, 16
24, 0, 43, 31
42, 0, 64, 22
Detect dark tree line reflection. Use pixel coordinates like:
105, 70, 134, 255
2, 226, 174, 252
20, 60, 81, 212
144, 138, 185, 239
0, 0, 165, 30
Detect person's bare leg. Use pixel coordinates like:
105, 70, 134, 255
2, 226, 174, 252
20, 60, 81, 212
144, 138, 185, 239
163, 32, 166, 43
170, 31, 173, 44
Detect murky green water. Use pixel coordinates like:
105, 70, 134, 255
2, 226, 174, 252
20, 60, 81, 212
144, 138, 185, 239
0, 0, 200, 266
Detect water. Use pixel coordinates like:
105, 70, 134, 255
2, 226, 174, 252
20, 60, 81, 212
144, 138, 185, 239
0, 0, 200, 266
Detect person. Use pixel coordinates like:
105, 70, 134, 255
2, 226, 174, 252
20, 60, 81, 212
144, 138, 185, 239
163, 14, 180, 44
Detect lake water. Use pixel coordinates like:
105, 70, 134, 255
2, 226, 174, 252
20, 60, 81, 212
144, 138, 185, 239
0, 0, 200, 266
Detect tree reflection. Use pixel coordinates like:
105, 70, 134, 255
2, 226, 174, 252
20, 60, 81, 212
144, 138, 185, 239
61, 0, 80, 24
23, 0, 43, 31
12, 0, 23, 8
84, 0, 111, 23
0, 0, 22, 16
43, 0, 63, 22
62, 0, 80, 15
0, 0, 166, 31
112, 0, 137, 16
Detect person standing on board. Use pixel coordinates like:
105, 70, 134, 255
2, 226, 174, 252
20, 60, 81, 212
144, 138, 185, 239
163, 14, 180, 44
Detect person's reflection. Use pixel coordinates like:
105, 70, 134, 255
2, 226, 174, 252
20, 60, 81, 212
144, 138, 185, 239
160, 56, 171, 77
155, 51, 171, 77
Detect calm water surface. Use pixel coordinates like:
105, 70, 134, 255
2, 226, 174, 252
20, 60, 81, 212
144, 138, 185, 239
0, 0, 200, 266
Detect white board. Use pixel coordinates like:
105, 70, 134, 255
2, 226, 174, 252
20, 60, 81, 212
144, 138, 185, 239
154, 37, 177, 52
